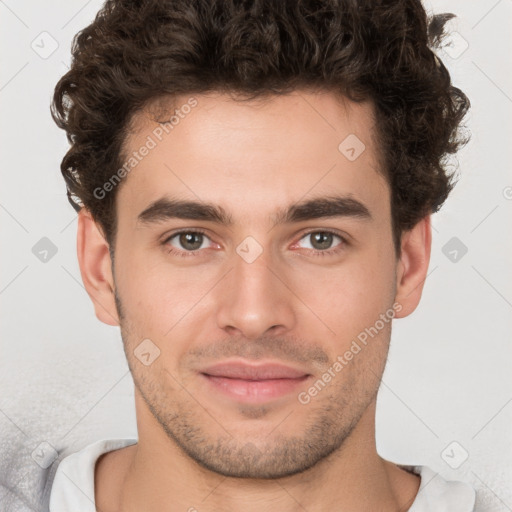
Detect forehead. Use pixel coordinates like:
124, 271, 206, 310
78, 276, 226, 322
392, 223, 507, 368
116, 90, 389, 225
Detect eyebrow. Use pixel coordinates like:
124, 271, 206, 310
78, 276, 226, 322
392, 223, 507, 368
136, 194, 372, 228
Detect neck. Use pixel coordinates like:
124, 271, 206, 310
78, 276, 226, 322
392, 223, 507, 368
95, 397, 420, 512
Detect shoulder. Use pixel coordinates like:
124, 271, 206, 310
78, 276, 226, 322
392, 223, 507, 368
398, 464, 477, 512
49, 438, 137, 512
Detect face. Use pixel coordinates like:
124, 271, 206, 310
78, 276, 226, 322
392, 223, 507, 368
80, 90, 429, 479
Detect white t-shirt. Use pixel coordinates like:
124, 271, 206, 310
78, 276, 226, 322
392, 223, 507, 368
49, 438, 477, 512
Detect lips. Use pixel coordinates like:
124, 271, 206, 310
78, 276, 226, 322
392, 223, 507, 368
200, 361, 309, 380
198, 361, 312, 403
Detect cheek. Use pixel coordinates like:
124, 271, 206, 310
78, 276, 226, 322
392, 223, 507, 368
115, 251, 217, 338
115, 228, 397, 345
289, 249, 397, 338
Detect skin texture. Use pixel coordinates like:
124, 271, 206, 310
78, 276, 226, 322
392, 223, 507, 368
78, 90, 431, 511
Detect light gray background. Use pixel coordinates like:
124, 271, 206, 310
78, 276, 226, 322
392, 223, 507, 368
1, 1, 511, 511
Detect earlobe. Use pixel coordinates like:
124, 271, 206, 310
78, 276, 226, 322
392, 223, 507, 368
76, 208, 120, 326
394, 215, 432, 318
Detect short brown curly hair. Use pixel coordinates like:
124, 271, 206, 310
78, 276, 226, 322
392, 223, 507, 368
51, 0, 470, 255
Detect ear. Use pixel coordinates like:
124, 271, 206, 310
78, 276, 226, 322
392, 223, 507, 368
394, 215, 432, 318
76, 208, 120, 326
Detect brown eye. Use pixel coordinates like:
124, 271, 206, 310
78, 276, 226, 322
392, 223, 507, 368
179, 233, 203, 250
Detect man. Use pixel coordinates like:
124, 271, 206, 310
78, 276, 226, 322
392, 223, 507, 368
49, 0, 475, 510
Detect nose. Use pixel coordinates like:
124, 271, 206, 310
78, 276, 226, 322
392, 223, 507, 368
215, 246, 298, 340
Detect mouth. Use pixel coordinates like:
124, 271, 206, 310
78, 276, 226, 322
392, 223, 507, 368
199, 361, 312, 403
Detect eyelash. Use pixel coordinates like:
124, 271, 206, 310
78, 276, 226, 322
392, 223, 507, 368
162, 228, 348, 258
162, 228, 211, 258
